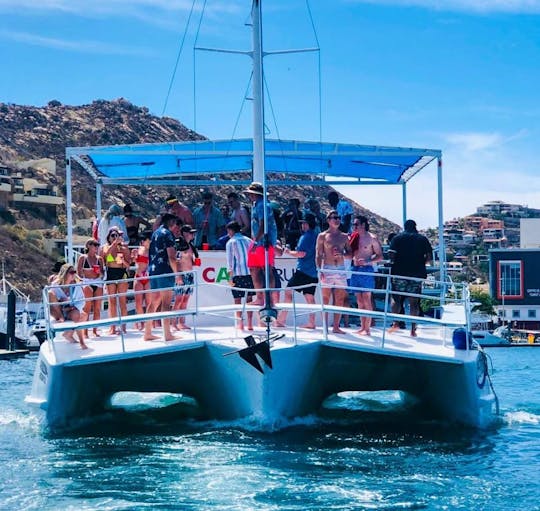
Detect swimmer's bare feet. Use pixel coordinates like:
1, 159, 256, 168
332, 327, 346, 334
300, 324, 316, 329
387, 324, 399, 334
144, 333, 160, 341
164, 334, 181, 342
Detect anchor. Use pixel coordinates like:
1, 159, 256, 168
224, 332, 284, 374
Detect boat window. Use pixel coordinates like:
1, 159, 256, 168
512, 310, 520, 319
528, 310, 537, 318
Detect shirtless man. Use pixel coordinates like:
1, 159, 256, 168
153, 194, 194, 230
172, 224, 197, 330
316, 210, 352, 334
349, 215, 383, 335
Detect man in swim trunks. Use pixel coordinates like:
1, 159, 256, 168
349, 215, 383, 335
145, 213, 181, 341
316, 210, 352, 334
388, 219, 433, 337
225, 221, 255, 331
172, 223, 197, 330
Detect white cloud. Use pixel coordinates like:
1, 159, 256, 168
336, 129, 540, 230
0, 29, 154, 56
0, 0, 242, 18
344, 0, 540, 14
444, 132, 504, 152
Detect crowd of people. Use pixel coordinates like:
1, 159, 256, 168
48, 184, 433, 345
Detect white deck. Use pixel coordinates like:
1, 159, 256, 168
45, 318, 467, 366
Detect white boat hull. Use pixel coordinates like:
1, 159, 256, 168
28, 322, 498, 430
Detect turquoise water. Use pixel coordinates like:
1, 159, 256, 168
1, 348, 539, 510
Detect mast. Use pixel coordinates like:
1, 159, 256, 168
251, 0, 266, 184
251, 0, 273, 319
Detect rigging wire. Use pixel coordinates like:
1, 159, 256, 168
161, 0, 198, 117
263, 74, 289, 177
305, 0, 323, 176
192, 0, 208, 136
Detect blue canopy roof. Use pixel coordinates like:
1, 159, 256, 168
66, 138, 441, 187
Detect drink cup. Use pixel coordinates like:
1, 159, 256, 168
92, 264, 100, 274
194, 258, 201, 266
202, 243, 210, 250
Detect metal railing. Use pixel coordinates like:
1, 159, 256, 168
42, 267, 471, 356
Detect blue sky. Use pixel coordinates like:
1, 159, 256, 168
1, 0, 540, 228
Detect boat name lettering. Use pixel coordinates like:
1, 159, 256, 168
202, 267, 230, 284
527, 288, 540, 297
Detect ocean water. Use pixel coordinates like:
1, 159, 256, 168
0, 348, 539, 511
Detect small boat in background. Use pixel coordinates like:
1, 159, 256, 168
0, 265, 45, 352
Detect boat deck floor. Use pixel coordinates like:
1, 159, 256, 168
45, 320, 464, 365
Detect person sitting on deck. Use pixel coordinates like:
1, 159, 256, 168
48, 263, 88, 349
316, 210, 352, 334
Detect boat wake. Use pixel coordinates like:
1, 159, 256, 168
503, 410, 540, 425
42, 389, 444, 436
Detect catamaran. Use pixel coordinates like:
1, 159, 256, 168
27, 0, 499, 430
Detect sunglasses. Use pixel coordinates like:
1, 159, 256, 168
110, 233, 119, 238
68, 269, 76, 274
328, 216, 341, 220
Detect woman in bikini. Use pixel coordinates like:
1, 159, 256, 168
48, 263, 88, 349
77, 238, 105, 337
132, 230, 152, 330
101, 226, 131, 334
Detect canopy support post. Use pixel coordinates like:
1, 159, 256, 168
96, 182, 102, 225
66, 156, 74, 264
401, 182, 407, 227
437, 156, 447, 291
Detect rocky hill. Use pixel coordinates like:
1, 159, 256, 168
0, 98, 399, 299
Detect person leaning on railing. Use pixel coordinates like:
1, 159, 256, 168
48, 263, 88, 349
